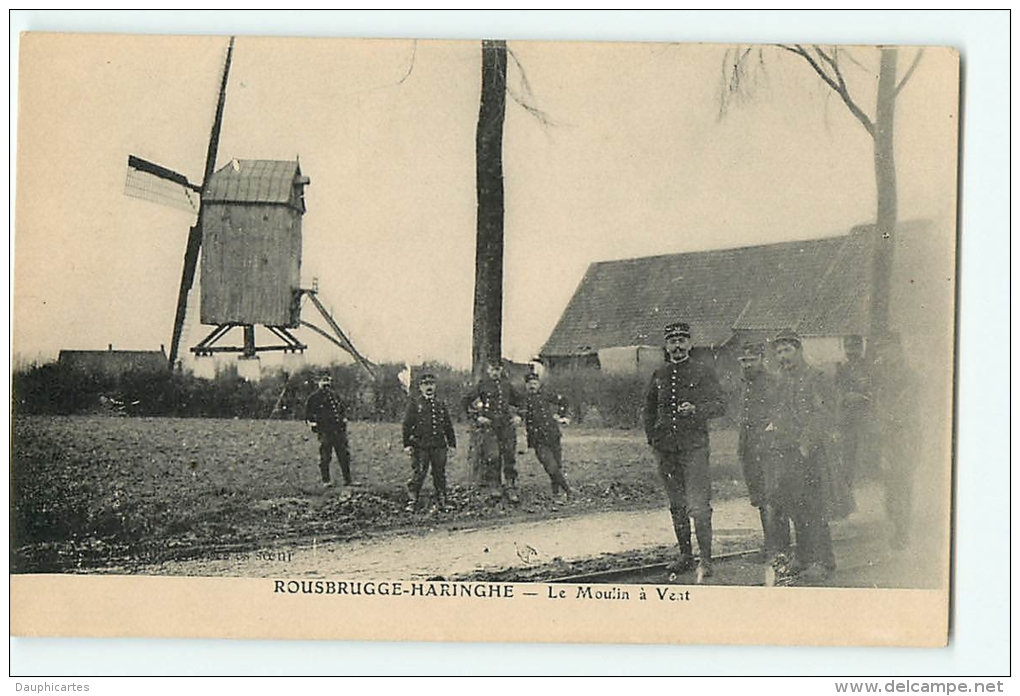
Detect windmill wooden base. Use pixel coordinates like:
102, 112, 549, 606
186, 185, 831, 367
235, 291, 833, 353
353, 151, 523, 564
188, 288, 374, 380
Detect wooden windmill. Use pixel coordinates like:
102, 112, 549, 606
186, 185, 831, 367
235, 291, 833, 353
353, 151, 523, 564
124, 37, 374, 378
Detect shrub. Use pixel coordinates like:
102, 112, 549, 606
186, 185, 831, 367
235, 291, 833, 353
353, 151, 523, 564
11, 360, 661, 431
543, 368, 647, 429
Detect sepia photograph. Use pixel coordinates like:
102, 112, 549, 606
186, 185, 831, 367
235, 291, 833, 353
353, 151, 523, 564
11, 21, 963, 650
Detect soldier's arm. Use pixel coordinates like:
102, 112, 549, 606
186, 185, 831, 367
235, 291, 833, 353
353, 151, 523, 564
803, 372, 837, 453
304, 393, 318, 422
550, 392, 570, 418
461, 386, 479, 417
443, 404, 457, 448
508, 382, 524, 409
401, 401, 416, 448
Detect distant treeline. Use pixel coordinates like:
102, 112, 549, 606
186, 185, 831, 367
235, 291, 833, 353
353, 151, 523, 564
11, 362, 678, 429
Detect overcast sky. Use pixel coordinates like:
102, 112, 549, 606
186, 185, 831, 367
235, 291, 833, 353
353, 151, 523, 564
13, 26, 958, 370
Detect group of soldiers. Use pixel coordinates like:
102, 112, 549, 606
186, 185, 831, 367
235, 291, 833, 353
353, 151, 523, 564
658, 320, 916, 586
302, 359, 572, 514
304, 317, 917, 586
732, 328, 841, 585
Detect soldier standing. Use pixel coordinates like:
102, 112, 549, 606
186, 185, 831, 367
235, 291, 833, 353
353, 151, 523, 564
643, 321, 726, 579
522, 372, 572, 501
737, 340, 790, 557
766, 329, 836, 583
870, 334, 920, 549
402, 371, 456, 513
463, 359, 523, 502
835, 334, 874, 490
304, 372, 353, 489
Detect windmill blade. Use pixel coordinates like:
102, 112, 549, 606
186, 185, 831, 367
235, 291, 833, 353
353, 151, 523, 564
168, 36, 235, 370
124, 155, 200, 214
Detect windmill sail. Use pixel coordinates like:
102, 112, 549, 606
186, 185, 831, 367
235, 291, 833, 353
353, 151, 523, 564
124, 155, 200, 214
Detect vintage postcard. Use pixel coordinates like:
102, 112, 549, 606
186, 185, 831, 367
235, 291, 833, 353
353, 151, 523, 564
11, 32, 959, 646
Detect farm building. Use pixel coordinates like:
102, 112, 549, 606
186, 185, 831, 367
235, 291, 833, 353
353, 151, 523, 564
199, 159, 309, 329
58, 345, 168, 378
539, 220, 953, 385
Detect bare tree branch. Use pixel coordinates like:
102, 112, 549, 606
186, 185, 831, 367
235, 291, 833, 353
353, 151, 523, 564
779, 44, 840, 92
893, 47, 925, 97
718, 47, 732, 120
814, 46, 846, 91
506, 46, 556, 126
840, 48, 873, 74
395, 40, 417, 85
719, 45, 771, 121
779, 43, 875, 138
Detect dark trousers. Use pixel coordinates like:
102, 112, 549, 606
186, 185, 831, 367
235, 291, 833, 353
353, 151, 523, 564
773, 448, 835, 569
317, 427, 351, 484
655, 447, 713, 561
534, 440, 570, 494
408, 447, 448, 500
479, 423, 518, 491
762, 505, 793, 559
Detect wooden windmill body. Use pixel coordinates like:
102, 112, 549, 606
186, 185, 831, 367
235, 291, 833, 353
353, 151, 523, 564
124, 38, 373, 379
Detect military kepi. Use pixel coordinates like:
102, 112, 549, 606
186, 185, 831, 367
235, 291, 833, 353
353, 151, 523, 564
740, 340, 765, 357
418, 371, 436, 383
664, 322, 692, 340
774, 328, 802, 346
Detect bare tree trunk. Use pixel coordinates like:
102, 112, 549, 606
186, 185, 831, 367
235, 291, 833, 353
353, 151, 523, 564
469, 39, 507, 483
870, 47, 898, 336
472, 39, 507, 378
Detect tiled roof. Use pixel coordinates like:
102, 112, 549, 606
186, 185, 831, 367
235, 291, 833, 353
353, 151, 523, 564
204, 160, 305, 209
540, 221, 934, 357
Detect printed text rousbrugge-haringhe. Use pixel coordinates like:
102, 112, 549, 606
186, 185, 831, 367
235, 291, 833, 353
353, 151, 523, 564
273, 580, 691, 602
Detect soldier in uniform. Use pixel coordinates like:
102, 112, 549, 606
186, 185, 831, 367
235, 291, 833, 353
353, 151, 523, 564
643, 321, 726, 579
835, 334, 874, 490
870, 334, 920, 549
463, 359, 523, 502
737, 340, 790, 557
522, 371, 572, 501
402, 371, 456, 513
766, 329, 836, 583
304, 372, 353, 489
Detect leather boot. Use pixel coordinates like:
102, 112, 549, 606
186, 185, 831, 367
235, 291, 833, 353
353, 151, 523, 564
667, 507, 694, 573
694, 515, 713, 579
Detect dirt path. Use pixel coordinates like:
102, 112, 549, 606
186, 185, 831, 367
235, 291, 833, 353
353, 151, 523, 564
128, 485, 889, 580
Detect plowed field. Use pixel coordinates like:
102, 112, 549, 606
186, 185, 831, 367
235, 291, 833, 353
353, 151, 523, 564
11, 415, 744, 573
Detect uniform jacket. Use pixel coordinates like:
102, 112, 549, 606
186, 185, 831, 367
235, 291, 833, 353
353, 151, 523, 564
402, 396, 456, 450
766, 359, 850, 517
462, 375, 522, 429
523, 389, 569, 448
835, 357, 873, 424
643, 357, 725, 451
766, 361, 834, 455
738, 367, 777, 465
305, 387, 348, 431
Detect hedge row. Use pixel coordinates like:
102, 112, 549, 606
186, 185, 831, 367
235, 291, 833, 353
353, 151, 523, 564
11, 362, 726, 430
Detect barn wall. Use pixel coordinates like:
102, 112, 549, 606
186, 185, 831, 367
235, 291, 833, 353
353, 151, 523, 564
200, 203, 302, 327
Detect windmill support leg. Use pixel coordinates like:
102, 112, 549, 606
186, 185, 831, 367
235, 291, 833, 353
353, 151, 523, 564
193, 324, 233, 356
301, 292, 376, 378
243, 325, 256, 358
